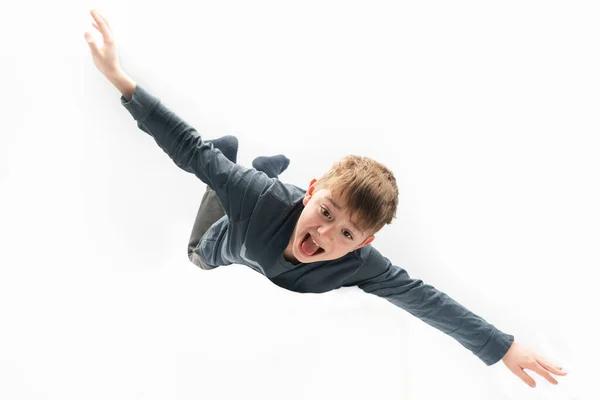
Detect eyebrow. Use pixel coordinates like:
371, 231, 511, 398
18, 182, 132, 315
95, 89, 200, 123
325, 196, 360, 233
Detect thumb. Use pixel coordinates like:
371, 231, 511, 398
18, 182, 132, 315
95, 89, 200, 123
84, 32, 99, 54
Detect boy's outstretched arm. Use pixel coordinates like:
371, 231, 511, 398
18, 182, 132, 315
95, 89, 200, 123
344, 246, 567, 388
83, 9, 269, 221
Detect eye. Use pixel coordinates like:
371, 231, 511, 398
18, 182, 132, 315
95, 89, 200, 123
322, 207, 354, 240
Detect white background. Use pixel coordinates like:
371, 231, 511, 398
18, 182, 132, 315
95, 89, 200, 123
0, 1, 598, 399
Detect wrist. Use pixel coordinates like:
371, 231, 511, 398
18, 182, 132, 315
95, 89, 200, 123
108, 70, 136, 101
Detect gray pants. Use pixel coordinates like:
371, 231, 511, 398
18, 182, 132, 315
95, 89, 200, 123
187, 186, 226, 269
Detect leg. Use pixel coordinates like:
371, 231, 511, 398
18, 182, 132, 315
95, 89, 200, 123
187, 148, 291, 269
187, 135, 238, 269
252, 154, 290, 179
205, 135, 238, 163
187, 186, 226, 270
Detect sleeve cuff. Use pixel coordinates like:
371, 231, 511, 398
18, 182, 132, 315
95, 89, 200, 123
479, 329, 515, 366
120, 84, 161, 122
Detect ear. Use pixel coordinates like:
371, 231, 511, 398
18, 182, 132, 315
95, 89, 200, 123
302, 178, 318, 206
355, 235, 375, 250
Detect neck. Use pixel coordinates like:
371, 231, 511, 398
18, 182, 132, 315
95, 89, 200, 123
283, 226, 300, 264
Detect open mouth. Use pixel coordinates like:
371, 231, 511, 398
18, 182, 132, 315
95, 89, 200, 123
299, 232, 325, 257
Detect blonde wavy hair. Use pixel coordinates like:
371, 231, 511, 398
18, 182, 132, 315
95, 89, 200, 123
314, 155, 399, 236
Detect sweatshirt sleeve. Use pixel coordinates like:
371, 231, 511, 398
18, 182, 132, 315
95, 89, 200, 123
119, 84, 270, 221
345, 246, 514, 366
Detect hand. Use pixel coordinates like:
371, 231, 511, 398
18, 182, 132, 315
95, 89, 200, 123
84, 10, 122, 79
502, 341, 567, 388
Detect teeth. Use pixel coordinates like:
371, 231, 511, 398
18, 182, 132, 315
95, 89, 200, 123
311, 237, 320, 248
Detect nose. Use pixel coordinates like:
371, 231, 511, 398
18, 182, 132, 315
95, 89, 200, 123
317, 224, 335, 242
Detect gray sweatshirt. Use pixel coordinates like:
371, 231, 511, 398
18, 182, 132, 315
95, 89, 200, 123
121, 84, 514, 366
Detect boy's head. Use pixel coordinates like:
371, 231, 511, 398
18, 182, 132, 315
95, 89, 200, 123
286, 155, 399, 264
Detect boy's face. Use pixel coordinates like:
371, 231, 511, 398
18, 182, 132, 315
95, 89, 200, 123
285, 178, 375, 264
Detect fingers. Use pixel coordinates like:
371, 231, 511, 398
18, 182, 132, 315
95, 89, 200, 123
520, 357, 568, 388
514, 367, 537, 388
534, 362, 558, 385
100, 10, 112, 32
97, 10, 113, 31
538, 357, 568, 376
90, 10, 114, 43
89, 10, 102, 29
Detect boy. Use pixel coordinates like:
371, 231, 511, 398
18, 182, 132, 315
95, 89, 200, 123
84, 9, 567, 388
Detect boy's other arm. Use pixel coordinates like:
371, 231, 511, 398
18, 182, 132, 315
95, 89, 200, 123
345, 247, 513, 366
345, 247, 567, 387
